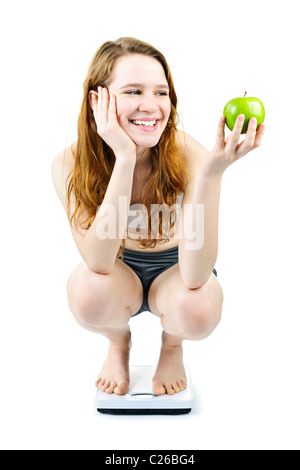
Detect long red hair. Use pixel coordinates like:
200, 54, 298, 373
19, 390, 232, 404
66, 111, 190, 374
67, 37, 190, 256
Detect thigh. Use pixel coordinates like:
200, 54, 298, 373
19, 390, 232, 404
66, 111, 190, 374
148, 263, 223, 318
67, 258, 144, 317
148, 263, 180, 317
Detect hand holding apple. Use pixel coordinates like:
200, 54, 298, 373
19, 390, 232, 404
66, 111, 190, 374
223, 92, 265, 134
200, 103, 265, 176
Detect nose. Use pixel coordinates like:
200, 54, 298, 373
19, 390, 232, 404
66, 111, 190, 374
138, 93, 159, 114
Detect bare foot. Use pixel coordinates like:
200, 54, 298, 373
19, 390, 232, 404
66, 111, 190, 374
95, 331, 131, 395
152, 331, 187, 395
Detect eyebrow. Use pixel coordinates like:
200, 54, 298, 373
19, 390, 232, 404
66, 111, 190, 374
119, 83, 169, 90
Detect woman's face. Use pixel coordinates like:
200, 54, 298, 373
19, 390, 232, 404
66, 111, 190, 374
107, 54, 172, 152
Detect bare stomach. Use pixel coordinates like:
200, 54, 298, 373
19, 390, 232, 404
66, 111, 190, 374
124, 233, 179, 252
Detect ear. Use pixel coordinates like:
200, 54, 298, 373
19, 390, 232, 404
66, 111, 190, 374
88, 90, 98, 109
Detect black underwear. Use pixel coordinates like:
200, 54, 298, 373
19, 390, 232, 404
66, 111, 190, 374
119, 246, 217, 316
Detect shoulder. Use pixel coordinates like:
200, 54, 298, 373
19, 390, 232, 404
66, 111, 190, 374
52, 142, 89, 240
51, 142, 76, 209
175, 130, 209, 196
176, 129, 209, 173
52, 141, 76, 176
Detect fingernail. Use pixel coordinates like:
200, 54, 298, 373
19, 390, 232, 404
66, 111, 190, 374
239, 114, 245, 121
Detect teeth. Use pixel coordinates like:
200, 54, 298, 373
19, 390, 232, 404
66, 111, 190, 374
132, 120, 157, 127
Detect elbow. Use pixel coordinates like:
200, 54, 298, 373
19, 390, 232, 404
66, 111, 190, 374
88, 263, 113, 275
182, 277, 210, 290
180, 269, 214, 290
85, 257, 114, 275
89, 266, 111, 275
179, 251, 218, 289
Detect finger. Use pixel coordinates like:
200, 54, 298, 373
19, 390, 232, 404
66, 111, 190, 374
226, 114, 245, 153
90, 91, 98, 114
236, 117, 257, 156
108, 92, 117, 122
253, 122, 265, 148
245, 117, 257, 147
96, 86, 102, 122
100, 87, 109, 124
236, 119, 265, 157
216, 116, 225, 149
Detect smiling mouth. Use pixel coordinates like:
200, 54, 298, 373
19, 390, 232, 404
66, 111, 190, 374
131, 119, 158, 127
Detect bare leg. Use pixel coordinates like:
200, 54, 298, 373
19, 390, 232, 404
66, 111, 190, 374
149, 265, 223, 395
67, 259, 143, 395
95, 325, 132, 395
152, 331, 187, 395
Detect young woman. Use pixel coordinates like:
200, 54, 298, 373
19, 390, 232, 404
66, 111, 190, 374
52, 37, 265, 396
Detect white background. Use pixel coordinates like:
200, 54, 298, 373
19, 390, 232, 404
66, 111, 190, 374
1, 0, 299, 450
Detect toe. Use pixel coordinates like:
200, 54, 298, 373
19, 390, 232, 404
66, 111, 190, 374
152, 383, 166, 396
114, 382, 129, 395
106, 381, 117, 394
177, 381, 183, 391
180, 379, 187, 389
165, 384, 175, 395
100, 379, 110, 392
96, 378, 105, 389
172, 382, 181, 393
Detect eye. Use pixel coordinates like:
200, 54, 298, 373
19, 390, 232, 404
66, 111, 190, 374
156, 91, 169, 96
125, 90, 141, 95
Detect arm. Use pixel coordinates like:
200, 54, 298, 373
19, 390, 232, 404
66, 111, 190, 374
178, 166, 222, 289
178, 115, 265, 288
77, 157, 135, 273
52, 87, 137, 274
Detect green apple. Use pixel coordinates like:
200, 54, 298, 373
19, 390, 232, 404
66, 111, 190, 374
223, 93, 265, 134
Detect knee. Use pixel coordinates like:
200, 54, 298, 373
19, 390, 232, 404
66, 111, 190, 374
174, 287, 223, 340
66, 269, 118, 328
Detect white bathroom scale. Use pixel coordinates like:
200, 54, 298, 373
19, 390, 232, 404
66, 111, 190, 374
95, 365, 194, 415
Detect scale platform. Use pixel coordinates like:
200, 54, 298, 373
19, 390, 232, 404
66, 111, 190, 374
95, 365, 194, 415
